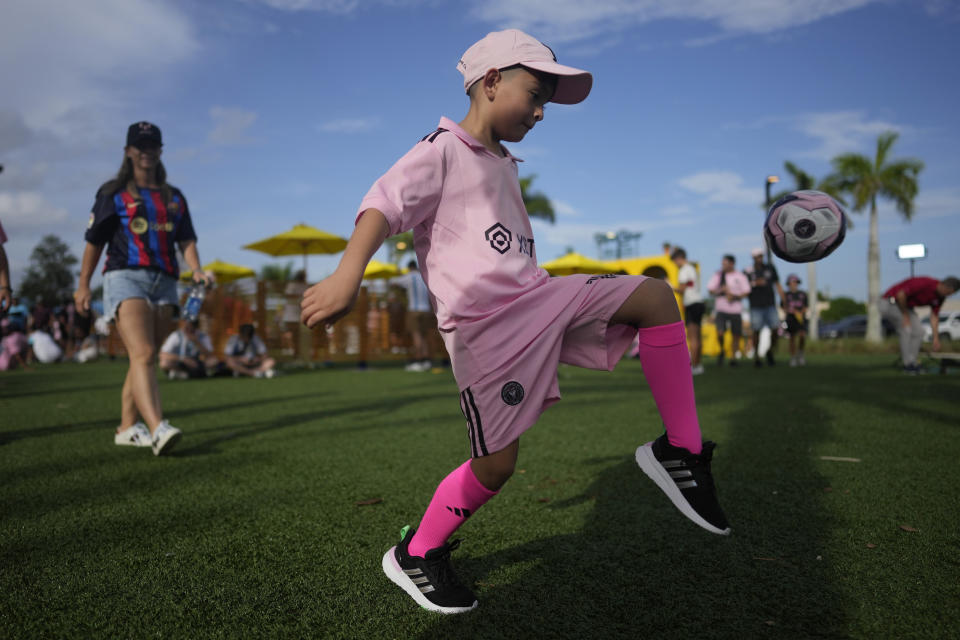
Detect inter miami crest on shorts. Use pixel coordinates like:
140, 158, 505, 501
500, 381, 524, 406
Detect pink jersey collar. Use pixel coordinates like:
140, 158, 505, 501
438, 117, 524, 163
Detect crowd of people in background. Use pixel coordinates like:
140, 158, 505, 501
672, 245, 816, 372
0, 294, 101, 370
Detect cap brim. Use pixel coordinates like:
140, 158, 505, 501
521, 60, 593, 104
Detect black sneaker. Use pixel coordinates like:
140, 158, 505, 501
381, 525, 478, 614
766, 351, 776, 366
635, 435, 731, 535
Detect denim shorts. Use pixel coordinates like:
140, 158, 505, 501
103, 268, 179, 321
750, 305, 780, 331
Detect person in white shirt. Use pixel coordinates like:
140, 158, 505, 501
28, 329, 63, 364
671, 247, 705, 375
224, 323, 276, 378
391, 260, 436, 372
159, 318, 219, 379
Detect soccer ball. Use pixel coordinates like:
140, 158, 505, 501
763, 190, 847, 263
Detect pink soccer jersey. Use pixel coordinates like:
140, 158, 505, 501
357, 117, 548, 331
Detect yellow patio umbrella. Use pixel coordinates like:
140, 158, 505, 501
363, 260, 400, 280
243, 223, 348, 279
540, 252, 619, 277
181, 259, 257, 284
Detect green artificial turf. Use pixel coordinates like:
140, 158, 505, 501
1, 355, 958, 639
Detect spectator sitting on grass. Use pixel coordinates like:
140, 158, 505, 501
28, 328, 63, 364
225, 323, 276, 378
159, 318, 220, 379
0, 318, 30, 371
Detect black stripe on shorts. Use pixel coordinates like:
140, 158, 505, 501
464, 388, 488, 456
459, 390, 478, 458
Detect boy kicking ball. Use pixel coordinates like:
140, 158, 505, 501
301, 29, 730, 615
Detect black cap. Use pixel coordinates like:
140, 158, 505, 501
127, 121, 162, 148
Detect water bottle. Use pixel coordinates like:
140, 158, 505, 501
183, 282, 207, 321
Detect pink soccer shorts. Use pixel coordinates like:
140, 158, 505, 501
442, 273, 648, 457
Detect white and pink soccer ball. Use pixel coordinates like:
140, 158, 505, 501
764, 190, 847, 263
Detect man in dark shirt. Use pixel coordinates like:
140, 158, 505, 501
879, 275, 959, 372
745, 248, 785, 367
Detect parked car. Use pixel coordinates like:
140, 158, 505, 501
922, 311, 960, 342
818, 314, 895, 339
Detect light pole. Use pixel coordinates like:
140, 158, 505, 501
764, 175, 779, 265
594, 230, 642, 260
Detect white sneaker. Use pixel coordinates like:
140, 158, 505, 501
691, 364, 705, 375
168, 369, 188, 380
798, 353, 806, 366
114, 422, 152, 447
404, 362, 427, 372
151, 420, 182, 456
790, 356, 798, 367
265, 368, 276, 379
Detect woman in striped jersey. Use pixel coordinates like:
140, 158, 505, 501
74, 121, 210, 456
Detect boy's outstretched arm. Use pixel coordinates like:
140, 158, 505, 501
301, 209, 390, 329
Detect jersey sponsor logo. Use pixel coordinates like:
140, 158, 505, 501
501, 381, 524, 406
129, 216, 149, 234
168, 201, 179, 213
516, 233, 534, 257
126, 201, 139, 211
129, 217, 173, 234
485, 223, 511, 254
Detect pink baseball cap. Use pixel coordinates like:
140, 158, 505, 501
457, 29, 593, 105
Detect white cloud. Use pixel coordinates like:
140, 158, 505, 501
0, 162, 50, 191
208, 107, 259, 145
255, 0, 361, 11
0, 192, 70, 232
914, 187, 960, 220
553, 199, 580, 218
0, 110, 34, 152
249, 0, 429, 14
677, 171, 760, 206
794, 111, 905, 161
470, 0, 880, 44
659, 204, 691, 217
0, 0, 198, 127
318, 117, 381, 134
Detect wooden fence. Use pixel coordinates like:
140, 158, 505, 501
102, 280, 443, 365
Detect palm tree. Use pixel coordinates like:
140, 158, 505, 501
828, 131, 923, 342
520, 175, 555, 224
770, 161, 847, 205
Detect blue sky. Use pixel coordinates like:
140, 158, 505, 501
2, 0, 959, 300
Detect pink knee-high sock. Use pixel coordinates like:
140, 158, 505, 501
636, 321, 703, 454
407, 459, 498, 558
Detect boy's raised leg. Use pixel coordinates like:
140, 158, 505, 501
613, 280, 730, 535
